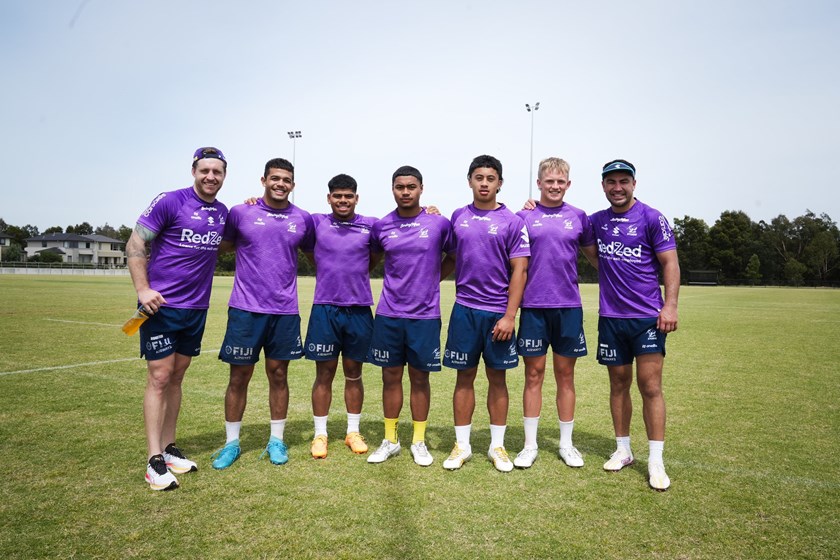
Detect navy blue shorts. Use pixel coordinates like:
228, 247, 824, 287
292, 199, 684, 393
366, 315, 442, 372
517, 307, 587, 358
139, 307, 208, 360
443, 303, 519, 370
597, 316, 666, 366
218, 308, 303, 365
305, 304, 374, 362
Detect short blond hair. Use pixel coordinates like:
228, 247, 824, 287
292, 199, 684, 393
538, 157, 570, 180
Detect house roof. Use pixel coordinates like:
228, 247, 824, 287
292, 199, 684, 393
25, 233, 123, 244
37, 247, 66, 255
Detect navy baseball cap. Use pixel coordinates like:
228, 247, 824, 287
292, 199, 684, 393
602, 159, 635, 178
192, 147, 226, 167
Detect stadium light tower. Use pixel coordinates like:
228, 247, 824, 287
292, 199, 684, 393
525, 102, 540, 200
287, 130, 302, 203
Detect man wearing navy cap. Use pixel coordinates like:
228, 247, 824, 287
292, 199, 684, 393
127, 147, 229, 490
589, 159, 680, 491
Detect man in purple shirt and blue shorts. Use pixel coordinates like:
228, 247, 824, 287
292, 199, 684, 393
365, 166, 454, 467
441, 155, 531, 473
590, 159, 680, 491
210, 158, 315, 470
127, 147, 229, 491
303, 174, 378, 459
513, 157, 597, 470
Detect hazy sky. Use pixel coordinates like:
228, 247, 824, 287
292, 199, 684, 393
2, 1, 838, 232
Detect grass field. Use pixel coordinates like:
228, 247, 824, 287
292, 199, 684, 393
0, 275, 838, 559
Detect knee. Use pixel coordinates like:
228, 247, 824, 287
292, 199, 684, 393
638, 381, 663, 400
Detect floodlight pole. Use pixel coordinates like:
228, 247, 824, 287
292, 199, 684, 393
287, 130, 302, 203
525, 102, 540, 200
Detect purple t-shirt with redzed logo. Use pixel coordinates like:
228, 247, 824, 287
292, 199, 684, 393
136, 186, 228, 309
589, 199, 677, 318
450, 203, 531, 314
370, 209, 453, 319
517, 202, 595, 308
223, 200, 315, 314
311, 213, 378, 306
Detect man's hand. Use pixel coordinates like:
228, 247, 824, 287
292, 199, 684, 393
657, 303, 678, 333
492, 315, 516, 342
244, 196, 259, 205
522, 199, 537, 211
137, 288, 166, 315
424, 205, 441, 216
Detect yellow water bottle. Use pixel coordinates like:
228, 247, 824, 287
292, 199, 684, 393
121, 306, 149, 336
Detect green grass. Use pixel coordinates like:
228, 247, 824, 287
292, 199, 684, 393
0, 276, 838, 559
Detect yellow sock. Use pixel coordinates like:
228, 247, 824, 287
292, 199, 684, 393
384, 417, 399, 443
412, 420, 427, 444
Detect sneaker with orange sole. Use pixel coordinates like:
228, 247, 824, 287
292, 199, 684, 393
344, 432, 368, 454
311, 435, 328, 459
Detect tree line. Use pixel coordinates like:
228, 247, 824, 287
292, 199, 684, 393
2, 210, 839, 286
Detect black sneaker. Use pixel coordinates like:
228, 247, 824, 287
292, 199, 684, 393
145, 454, 178, 491
163, 443, 198, 474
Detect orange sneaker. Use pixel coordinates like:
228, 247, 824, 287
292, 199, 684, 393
311, 435, 328, 459
344, 432, 368, 454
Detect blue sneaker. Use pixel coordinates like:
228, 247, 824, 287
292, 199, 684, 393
260, 436, 289, 465
211, 440, 241, 470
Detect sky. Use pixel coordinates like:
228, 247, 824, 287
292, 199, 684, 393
2, 0, 838, 232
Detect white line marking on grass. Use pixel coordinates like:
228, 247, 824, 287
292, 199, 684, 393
46, 318, 121, 327
0, 348, 221, 377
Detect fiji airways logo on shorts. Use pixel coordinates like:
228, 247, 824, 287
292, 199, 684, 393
371, 348, 390, 361
308, 343, 335, 354
444, 349, 468, 365
146, 334, 173, 353
518, 338, 543, 350
225, 345, 254, 359
599, 343, 617, 360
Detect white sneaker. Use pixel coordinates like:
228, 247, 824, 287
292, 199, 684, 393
648, 462, 671, 491
367, 439, 401, 463
513, 447, 538, 469
487, 446, 514, 472
603, 447, 634, 471
442, 444, 472, 470
559, 446, 584, 468
410, 441, 434, 467
145, 455, 178, 491
163, 444, 198, 474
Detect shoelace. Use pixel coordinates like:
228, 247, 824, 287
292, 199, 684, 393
414, 442, 429, 456
346, 433, 364, 444
447, 445, 464, 460
149, 456, 168, 475
493, 447, 511, 462
165, 445, 186, 459
375, 440, 394, 455
211, 442, 238, 460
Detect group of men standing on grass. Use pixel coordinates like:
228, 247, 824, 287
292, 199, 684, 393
126, 147, 680, 493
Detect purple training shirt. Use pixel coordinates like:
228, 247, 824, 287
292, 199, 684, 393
450, 203, 531, 314
370, 209, 453, 319
223, 199, 315, 315
589, 199, 677, 318
517, 202, 595, 308
136, 186, 228, 309
310, 213, 378, 306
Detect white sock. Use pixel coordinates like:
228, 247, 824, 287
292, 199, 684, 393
616, 436, 631, 451
489, 424, 507, 449
225, 421, 242, 443
559, 419, 574, 449
523, 417, 539, 449
347, 412, 361, 434
270, 419, 286, 440
455, 424, 472, 450
313, 415, 328, 438
649, 440, 664, 464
